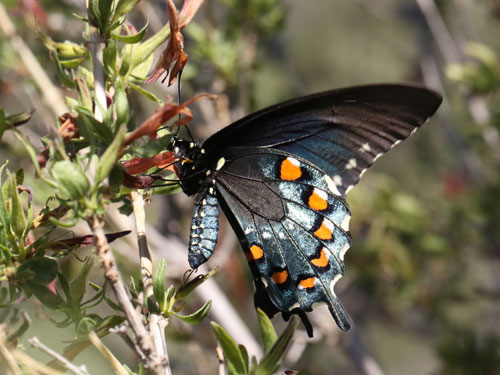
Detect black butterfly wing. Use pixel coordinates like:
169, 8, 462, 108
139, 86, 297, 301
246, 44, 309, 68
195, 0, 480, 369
214, 147, 352, 334
203, 84, 442, 196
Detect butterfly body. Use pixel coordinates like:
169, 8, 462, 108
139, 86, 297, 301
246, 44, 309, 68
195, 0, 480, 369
174, 84, 442, 335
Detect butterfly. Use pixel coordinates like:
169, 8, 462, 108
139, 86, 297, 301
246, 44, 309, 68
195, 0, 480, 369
172, 84, 442, 336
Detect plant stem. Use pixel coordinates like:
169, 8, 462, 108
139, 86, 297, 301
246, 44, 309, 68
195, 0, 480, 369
131, 191, 172, 375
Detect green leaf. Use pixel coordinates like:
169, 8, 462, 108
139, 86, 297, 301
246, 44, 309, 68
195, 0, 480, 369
239, 344, 249, 373
52, 53, 76, 89
129, 22, 170, 73
165, 285, 176, 312
0, 162, 11, 231
153, 259, 167, 311
111, 20, 148, 44
112, 0, 140, 24
76, 317, 97, 338
114, 77, 129, 127
172, 300, 212, 325
98, 0, 114, 32
211, 322, 248, 375
9, 175, 26, 238
129, 82, 163, 104
50, 160, 91, 200
95, 125, 126, 185
6, 111, 33, 127
60, 57, 87, 69
176, 268, 218, 300
15, 257, 59, 284
257, 308, 278, 355
69, 258, 94, 307
254, 317, 299, 375
103, 40, 118, 77
13, 133, 57, 188
26, 281, 66, 310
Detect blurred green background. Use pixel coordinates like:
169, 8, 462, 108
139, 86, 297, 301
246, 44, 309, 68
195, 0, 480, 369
1, 0, 500, 374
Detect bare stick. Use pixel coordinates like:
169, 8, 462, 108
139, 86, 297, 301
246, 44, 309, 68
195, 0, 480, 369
88, 331, 128, 375
216, 346, 225, 375
131, 191, 172, 375
28, 337, 89, 375
0, 326, 22, 375
88, 215, 164, 375
87, 25, 107, 122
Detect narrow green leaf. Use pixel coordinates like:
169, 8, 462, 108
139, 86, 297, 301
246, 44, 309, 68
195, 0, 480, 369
15, 257, 59, 284
129, 22, 170, 73
76, 317, 97, 338
50, 160, 90, 200
172, 300, 212, 325
112, 0, 140, 24
211, 322, 248, 375
13, 133, 57, 188
239, 344, 249, 373
69, 258, 94, 307
60, 57, 87, 69
0, 163, 11, 231
176, 268, 218, 300
129, 82, 163, 104
153, 259, 167, 310
95, 125, 126, 185
103, 41, 118, 76
6, 111, 33, 127
164, 285, 176, 312
26, 281, 65, 310
111, 20, 148, 44
114, 77, 129, 127
9, 174, 26, 238
52, 53, 76, 89
254, 317, 299, 375
257, 308, 278, 355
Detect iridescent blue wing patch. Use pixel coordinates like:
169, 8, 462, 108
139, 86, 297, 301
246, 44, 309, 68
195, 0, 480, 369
214, 147, 352, 333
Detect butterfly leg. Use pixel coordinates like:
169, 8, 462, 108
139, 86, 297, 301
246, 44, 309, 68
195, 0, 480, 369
188, 186, 219, 269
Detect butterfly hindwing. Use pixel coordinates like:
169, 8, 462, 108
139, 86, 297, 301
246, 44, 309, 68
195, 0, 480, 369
214, 147, 352, 333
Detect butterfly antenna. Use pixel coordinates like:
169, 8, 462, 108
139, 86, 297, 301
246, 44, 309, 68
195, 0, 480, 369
176, 70, 195, 142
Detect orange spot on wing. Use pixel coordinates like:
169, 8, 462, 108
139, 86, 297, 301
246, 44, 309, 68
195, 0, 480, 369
280, 158, 302, 180
314, 220, 333, 240
246, 245, 264, 261
311, 248, 329, 267
299, 277, 316, 289
271, 270, 288, 284
308, 191, 328, 211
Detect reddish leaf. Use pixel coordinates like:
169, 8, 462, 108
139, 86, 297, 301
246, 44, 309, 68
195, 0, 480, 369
122, 172, 160, 189
147, 0, 189, 85
179, 0, 205, 28
123, 152, 177, 175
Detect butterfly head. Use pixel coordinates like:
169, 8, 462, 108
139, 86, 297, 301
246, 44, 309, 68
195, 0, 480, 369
172, 138, 209, 196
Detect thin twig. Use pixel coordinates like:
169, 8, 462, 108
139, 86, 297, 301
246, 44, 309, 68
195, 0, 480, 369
0, 3, 68, 117
131, 191, 171, 375
28, 336, 89, 375
0, 326, 22, 375
88, 215, 164, 375
87, 25, 107, 122
341, 328, 384, 375
88, 331, 128, 375
216, 346, 225, 375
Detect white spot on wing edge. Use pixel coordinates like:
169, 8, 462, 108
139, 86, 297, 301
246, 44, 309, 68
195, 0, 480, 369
340, 242, 350, 261
340, 214, 350, 232
345, 158, 357, 170
360, 143, 371, 153
329, 274, 342, 298
325, 175, 341, 196
216, 157, 225, 171
333, 175, 342, 186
